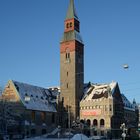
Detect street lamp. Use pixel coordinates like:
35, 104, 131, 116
57, 125, 61, 139
120, 123, 127, 140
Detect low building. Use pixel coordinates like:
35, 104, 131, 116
136, 104, 140, 137
0, 80, 59, 139
122, 96, 138, 127
138, 105, 140, 127
80, 81, 138, 138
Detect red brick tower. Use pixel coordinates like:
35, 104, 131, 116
60, 0, 84, 122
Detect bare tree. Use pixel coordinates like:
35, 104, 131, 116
0, 90, 22, 138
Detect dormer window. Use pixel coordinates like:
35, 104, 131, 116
25, 93, 30, 102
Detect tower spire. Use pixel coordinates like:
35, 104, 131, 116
66, 0, 78, 20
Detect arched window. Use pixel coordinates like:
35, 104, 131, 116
66, 48, 70, 60
87, 119, 91, 126
93, 119, 98, 126
70, 22, 72, 27
100, 119, 105, 127
66, 23, 69, 28
80, 119, 84, 124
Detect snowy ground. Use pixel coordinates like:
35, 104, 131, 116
24, 137, 121, 140
24, 138, 74, 140
23, 133, 121, 140
24, 138, 121, 140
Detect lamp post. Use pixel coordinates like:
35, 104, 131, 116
57, 125, 61, 139
120, 123, 127, 140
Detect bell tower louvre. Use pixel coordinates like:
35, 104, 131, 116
60, 0, 84, 122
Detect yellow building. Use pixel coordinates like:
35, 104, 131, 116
80, 81, 137, 138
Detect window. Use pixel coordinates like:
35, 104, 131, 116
52, 113, 55, 123
70, 22, 72, 27
93, 119, 98, 126
41, 112, 46, 122
110, 105, 112, 111
42, 129, 47, 135
66, 23, 69, 28
66, 53, 70, 59
101, 131, 104, 136
67, 83, 69, 88
26, 131, 29, 136
87, 119, 91, 126
31, 111, 35, 122
62, 97, 64, 102
66, 48, 70, 61
75, 22, 79, 31
100, 119, 105, 127
94, 131, 97, 136
31, 129, 36, 135
66, 22, 72, 29
67, 72, 68, 76
105, 105, 107, 111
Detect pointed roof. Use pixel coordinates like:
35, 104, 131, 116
65, 0, 78, 20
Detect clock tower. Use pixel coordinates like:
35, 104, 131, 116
60, 0, 84, 121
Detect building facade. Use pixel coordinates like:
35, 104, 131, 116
80, 82, 138, 138
0, 80, 58, 138
80, 82, 124, 138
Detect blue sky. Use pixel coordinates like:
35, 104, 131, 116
0, 0, 140, 102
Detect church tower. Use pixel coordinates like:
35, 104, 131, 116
60, 0, 84, 121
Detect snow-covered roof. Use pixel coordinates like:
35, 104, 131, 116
121, 94, 135, 111
12, 80, 58, 112
82, 81, 117, 101
48, 86, 60, 97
